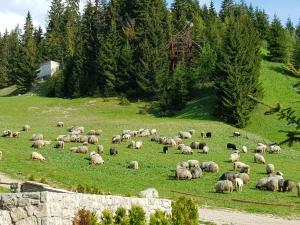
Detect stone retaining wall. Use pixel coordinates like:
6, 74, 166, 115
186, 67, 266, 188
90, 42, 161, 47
0, 192, 172, 225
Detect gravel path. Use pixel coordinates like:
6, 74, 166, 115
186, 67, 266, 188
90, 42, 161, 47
200, 207, 300, 225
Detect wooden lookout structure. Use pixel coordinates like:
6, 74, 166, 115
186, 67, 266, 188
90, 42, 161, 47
168, 21, 201, 71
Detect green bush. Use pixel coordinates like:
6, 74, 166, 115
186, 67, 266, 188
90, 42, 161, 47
119, 96, 130, 106
149, 210, 171, 225
114, 208, 129, 225
129, 205, 146, 225
101, 210, 114, 225
171, 197, 199, 225
28, 174, 35, 181
73, 209, 98, 225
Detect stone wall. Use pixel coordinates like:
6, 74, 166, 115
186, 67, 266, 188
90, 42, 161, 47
0, 192, 172, 225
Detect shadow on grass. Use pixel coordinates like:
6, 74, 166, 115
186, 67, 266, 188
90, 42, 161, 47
269, 65, 297, 78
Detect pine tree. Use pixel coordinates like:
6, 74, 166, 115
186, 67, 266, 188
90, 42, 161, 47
268, 15, 288, 62
0, 31, 9, 87
33, 26, 44, 63
219, 0, 234, 21
254, 8, 269, 40
216, 12, 262, 128
15, 12, 39, 93
209, 1, 217, 18
293, 38, 300, 69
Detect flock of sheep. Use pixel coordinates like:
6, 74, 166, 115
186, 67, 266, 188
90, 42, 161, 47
1, 124, 300, 198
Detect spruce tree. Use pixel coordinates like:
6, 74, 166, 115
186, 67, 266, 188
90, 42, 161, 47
254, 8, 269, 40
219, 0, 234, 22
268, 15, 288, 62
293, 38, 300, 69
15, 12, 39, 93
216, 12, 262, 128
33, 26, 44, 63
0, 31, 9, 87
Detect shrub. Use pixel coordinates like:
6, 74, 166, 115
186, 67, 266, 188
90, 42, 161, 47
73, 209, 98, 225
129, 205, 146, 225
119, 96, 130, 106
171, 197, 199, 225
149, 210, 171, 225
40, 177, 48, 184
101, 210, 114, 225
28, 174, 35, 181
114, 208, 129, 225
77, 184, 85, 193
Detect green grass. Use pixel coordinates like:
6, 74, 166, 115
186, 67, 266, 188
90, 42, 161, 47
0, 186, 10, 193
0, 60, 299, 217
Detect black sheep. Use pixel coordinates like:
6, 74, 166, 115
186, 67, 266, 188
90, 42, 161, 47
206, 132, 212, 138
163, 146, 168, 153
227, 143, 237, 150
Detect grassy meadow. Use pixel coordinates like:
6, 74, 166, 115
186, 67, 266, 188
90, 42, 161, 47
0, 60, 299, 217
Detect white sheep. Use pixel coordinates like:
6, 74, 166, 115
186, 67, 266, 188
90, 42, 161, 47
122, 133, 131, 140
266, 164, 275, 174
187, 160, 199, 168
128, 161, 139, 169
31, 152, 45, 161
254, 153, 266, 164
150, 129, 157, 135
180, 146, 193, 155
176, 167, 192, 180
88, 135, 98, 144
255, 144, 267, 153
57, 121, 64, 127
22, 125, 31, 132
216, 180, 233, 193
233, 162, 247, 171
234, 178, 244, 192
55, 141, 64, 149
135, 141, 143, 149
203, 145, 209, 154
179, 131, 192, 139
269, 145, 281, 154
242, 146, 247, 153
230, 152, 240, 162
31, 134, 43, 141
112, 135, 121, 144
90, 153, 104, 165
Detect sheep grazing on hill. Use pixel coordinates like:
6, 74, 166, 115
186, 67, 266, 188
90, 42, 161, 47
70, 146, 88, 154
173, 136, 182, 145
90, 154, 104, 165
233, 131, 241, 137
216, 180, 233, 193
256, 176, 283, 192
297, 183, 300, 197
227, 143, 237, 150
68, 126, 84, 134
151, 135, 160, 142
206, 132, 212, 138
202, 145, 209, 154
12, 132, 20, 138
122, 133, 131, 141
219, 172, 237, 182
254, 153, 266, 164
128, 161, 139, 170
97, 145, 104, 154
283, 180, 295, 192
176, 161, 189, 170
190, 167, 203, 179
88, 135, 98, 144
163, 146, 168, 154
79, 135, 88, 143
234, 178, 244, 192
179, 131, 192, 139
22, 125, 31, 132
198, 142, 206, 150
189, 129, 196, 135
54, 141, 64, 149
187, 160, 199, 168
190, 141, 200, 149
177, 144, 185, 151
150, 129, 157, 135
266, 164, 275, 174
32, 140, 51, 148
276, 171, 284, 177
112, 135, 121, 144
200, 131, 205, 138
180, 146, 193, 155
31, 152, 45, 161
135, 141, 143, 149
163, 138, 176, 147
234, 173, 249, 184
241, 146, 247, 153
176, 167, 192, 180
240, 166, 250, 174
255, 143, 267, 153
0, 151, 2, 160
89, 151, 98, 160
139, 129, 151, 137
94, 129, 102, 136
2, 130, 12, 137
233, 162, 247, 171
128, 141, 136, 149
31, 134, 44, 141
230, 152, 240, 162
269, 145, 281, 154
57, 121, 64, 127
138, 188, 159, 198
201, 162, 219, 173
110, 147, 118, 156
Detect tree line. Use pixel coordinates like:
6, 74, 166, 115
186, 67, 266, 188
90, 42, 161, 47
0, 0, 299, 128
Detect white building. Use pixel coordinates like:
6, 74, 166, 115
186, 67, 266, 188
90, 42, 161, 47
37, 61, 60, 80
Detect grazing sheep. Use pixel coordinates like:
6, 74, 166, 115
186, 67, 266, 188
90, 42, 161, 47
240, 166, 250, 174
255, 144, 267, 153
233, 131, 241, 137
128, 161, 139, 170
202, 145, 209, 154
190, 167, 203, 179
95, 129, 102, 136
219, 172, 237, 182
276, 171, 284, 177
179, 131, 192, 139
163, 138, 176, 147
283, 180, 295, 192
200, 161, 214, 171
198, 142, 206, 150
190, 141, 200, 149
71, 146, 88, 154
122, 133, 131, 141
87, 130, 96, 135
31, 134, 43, 141
135, 141, 143, 149
55, 141, 64, 149
227, 143, 237, 150
79, 135, 89, 143
233, 162, 247, 171
242, 146, 247, 153
90, 154, 104, 165
56, 135, 66, 141
68, 126, 84, 134
97, 145, 104, 154
89, 151, 98, 159
266, 164, 275, 174
254, 153, 266, 164
189, 129, 196, 135
88, 135, 98, 144
206, 162, 219, 173
151, 135, 160, 142
110, 147, 118, 156
176, 167, 192, 180
32, 140, 47, 148
297, 183, 300, 197
234, 178, 244, 192
0, 151, 2, 160
12, 132, 20, 138
187, 160, 199, 168
236, 173, 250, 184
206, 132, 212, 138
150, 129, 157, 135
112, 135, 121, 144
22, 125, 31, 132
180, 146, 193, 155
173, 136, 183, 145
138, 188, 159, 198
163, 146, 168, 153
269, 145, 281, 154
57, 122, 64, 127
128, 141, 136, 149
139, 129, 151, 137
200, 131, 205, 138
31, 152, 45, 161
256, 176, 282, 192
177, 144, 185, 151
2, 130, 12, 137
216, 180, 233, 193
176, 161, 189, 170
230, 152, 240, 162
